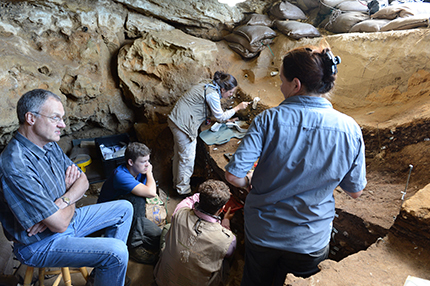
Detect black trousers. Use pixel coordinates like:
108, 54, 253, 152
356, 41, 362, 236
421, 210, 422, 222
241, 236, 329, 286
119, 194, 162, 251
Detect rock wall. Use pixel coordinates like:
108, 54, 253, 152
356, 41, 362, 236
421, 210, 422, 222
0, 0, 261, 150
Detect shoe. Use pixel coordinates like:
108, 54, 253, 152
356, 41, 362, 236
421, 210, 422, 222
129, 245, 159, 265
177, 191, 193, 199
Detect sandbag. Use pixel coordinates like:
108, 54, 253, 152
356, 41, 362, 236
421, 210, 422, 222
349, 18, 391, 32
295, 0, 320, 12
371, 4, 414, 19
224, 33, 272, 53
241, 13, 274, 26
269, 0, 307, 20
369, 2, 430, 20
380, 15, 429, 30
326, 11, 370, 33
336, 0, 369, 12
228, 42, 260, 59
275, 20, 321, 39
233, 25, 277, 46
321, 0, 347, 9
320, 0, 348, 14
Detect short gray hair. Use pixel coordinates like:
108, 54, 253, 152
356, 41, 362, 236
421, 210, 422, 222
17, 89, 61, 125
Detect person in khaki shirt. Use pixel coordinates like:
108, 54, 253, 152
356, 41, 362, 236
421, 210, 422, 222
154, 180, 236, 286
167, 71, 250, 197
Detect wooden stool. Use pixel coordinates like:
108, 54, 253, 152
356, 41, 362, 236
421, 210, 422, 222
24, 266, 89, 286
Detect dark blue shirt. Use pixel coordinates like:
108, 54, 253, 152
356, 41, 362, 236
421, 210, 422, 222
98, 164, 147, 203
0, 132, 74, 245
226, 96, 367, 253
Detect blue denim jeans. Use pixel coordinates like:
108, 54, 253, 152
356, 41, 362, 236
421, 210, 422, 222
241, 236, 329, 286
14, 200, 133, 286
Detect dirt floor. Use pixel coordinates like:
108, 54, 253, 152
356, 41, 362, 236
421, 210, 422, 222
198, 109, 430, 285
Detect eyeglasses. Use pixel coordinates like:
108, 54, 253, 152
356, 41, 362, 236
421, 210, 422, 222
31, 112, 65, 123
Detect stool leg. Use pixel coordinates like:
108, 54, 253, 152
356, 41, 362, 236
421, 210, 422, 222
23, 266, 34, 286
61, 267, 72, 286
79, 267, 89, 281
39, 268, 46, 286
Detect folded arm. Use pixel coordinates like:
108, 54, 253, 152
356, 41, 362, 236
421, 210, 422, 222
131, 164, 157, 198
28, 165, 89, 235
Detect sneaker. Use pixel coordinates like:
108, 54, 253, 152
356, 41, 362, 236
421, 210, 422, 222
177, 191, 193, 200
129, 246, 159, 265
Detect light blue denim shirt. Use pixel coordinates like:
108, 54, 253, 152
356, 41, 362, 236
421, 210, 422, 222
225, 95, 367, 254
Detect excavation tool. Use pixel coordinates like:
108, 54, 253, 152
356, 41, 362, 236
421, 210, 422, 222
252, 97, 260, 109
401, 164, 413, 201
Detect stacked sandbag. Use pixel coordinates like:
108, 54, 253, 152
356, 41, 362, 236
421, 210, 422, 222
336, 0, 369, 12
295, 0, 320, 13
320, 0, 374, 33
371, 2, 430, 31
267, 0, 324, 40
349, 18, 391, 32
323, 11, 370, 33
275, 20, 321, 39
224, 24, 277, 59
240, 13, 274, 27
268, 0, 308, 20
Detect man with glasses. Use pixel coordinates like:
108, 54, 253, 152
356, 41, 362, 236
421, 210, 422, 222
0, 89, 133, 286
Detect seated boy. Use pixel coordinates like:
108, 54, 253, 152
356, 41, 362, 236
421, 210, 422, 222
98, 142, 162, 264
154, 179, 236, 286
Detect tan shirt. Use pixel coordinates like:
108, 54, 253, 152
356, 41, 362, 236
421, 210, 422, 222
154, 207, 234, 286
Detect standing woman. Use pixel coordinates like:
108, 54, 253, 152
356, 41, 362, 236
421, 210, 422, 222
225, 45, 367, 286
168, 71, 250, 197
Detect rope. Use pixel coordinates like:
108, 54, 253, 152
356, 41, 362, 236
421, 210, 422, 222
325, 8, 343, 29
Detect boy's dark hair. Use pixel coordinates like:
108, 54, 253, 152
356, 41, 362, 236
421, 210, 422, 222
125, 142, 151, 163
198, 180, 230, 215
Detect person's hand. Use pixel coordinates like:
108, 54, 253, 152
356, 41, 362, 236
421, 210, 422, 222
65, 165, 81, 190
223, 207, 235, 220
27, 222, 48, 237
146, 162, 153, 174
227, 117, 239, 122
237, 101, 251, 111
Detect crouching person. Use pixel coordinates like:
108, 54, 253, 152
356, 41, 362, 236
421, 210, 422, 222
98, 142, 162, 265
154, 179, 236, 286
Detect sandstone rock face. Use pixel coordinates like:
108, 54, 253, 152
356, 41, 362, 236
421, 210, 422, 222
115, 0, 244, 40
117, 29, 219, 121
0, 1, 135, 147
229, 29, 430, 129
0, 0, 254, 149
393, 183, 430, 244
